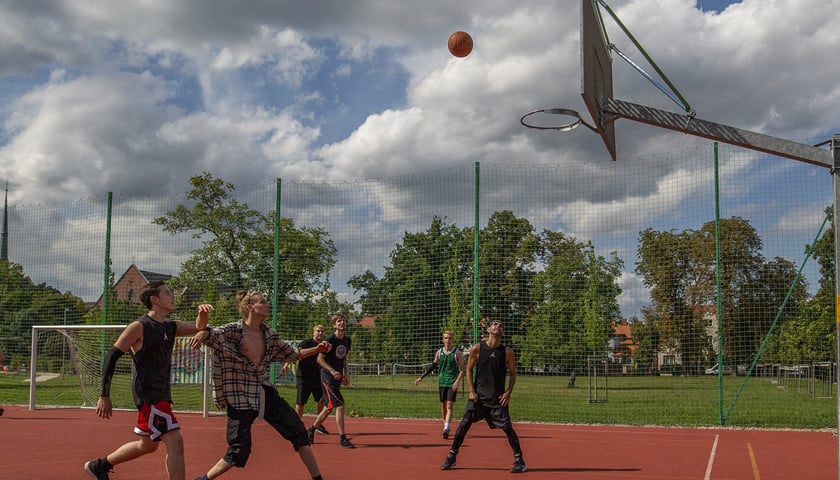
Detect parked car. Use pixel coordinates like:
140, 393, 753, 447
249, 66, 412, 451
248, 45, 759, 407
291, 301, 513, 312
704, 363, 733, 375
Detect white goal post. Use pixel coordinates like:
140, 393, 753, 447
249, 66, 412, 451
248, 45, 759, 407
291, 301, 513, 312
29, 325, 213, 416
391, 363, 434, 376
347, 362, 383, 375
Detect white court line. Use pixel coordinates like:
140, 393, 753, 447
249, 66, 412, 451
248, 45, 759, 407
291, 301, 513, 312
704, 434, 720, 480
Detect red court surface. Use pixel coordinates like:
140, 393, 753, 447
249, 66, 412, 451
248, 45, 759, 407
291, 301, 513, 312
2, 404, 836, 479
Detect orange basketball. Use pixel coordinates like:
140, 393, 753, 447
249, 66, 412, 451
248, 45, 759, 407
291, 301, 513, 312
448, 31, 473, 58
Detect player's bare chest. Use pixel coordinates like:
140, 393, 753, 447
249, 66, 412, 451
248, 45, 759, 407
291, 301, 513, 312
241, 331, 265, 364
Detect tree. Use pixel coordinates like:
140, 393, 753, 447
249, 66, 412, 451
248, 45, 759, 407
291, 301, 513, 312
518, 230, 623, 374
153, 173, 336, 338
348, 211, 623, 369
478, 210, 540, 340
0, 261, 87, 365
348, 216, 472, 363
636, 228, 702, 370
768, 206, 835, 363
636, 217, 807, 372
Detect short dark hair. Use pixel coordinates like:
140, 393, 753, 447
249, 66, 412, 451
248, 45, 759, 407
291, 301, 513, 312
139, 281, 167, 309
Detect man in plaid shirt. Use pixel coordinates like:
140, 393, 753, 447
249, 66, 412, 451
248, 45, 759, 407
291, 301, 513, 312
192, 291, 330, 480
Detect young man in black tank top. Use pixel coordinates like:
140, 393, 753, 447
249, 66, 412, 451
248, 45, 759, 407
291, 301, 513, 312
84, 281, 213, 480
440, 320, 527, 473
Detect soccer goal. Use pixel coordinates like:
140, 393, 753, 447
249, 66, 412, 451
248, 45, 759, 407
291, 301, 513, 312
347, 362, 383, 376
392, 363, 434, 376
30, 325, 213, 416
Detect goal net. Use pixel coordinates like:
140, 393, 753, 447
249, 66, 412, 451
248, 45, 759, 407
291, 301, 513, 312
30, 325, 211, 414
391, 363, 434, 376
347, 362, 383, 376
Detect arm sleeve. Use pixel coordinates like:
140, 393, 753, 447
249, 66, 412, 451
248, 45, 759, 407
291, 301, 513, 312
100, 346, 125, 397
420, 364, 435, 378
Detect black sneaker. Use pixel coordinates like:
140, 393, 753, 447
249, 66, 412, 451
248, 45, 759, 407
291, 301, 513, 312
84, 458, 113, 480
510, 458, 528, 473
442, 428, 450, 439
315, 425, 330, 435
440, 455, 456, 470
307, 426, 316, 444
340, 437, 356, 448
0, 406, 4, 416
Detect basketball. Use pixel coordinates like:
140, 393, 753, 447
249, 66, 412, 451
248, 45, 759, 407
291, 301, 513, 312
448, 31, 473, 58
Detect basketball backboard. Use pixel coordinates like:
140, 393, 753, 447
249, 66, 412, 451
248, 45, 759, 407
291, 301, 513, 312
581, 0, 616, 160
520, 0, 830, 167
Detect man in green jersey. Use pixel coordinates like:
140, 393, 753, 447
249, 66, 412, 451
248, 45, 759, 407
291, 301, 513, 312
415, 331, 465, 439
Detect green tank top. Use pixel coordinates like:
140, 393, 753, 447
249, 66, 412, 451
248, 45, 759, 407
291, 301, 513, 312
438, 348, 459, 387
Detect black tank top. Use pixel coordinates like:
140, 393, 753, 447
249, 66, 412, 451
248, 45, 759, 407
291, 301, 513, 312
130, 314, 177, 406
474, 341, 506, 406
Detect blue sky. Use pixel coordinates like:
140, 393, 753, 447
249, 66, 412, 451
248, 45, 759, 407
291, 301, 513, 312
1, 0, 838, 316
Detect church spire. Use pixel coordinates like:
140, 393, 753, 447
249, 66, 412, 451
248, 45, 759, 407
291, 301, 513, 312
1, 183, 8, 262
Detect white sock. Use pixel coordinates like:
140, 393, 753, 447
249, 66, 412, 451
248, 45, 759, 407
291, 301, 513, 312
444, 422, 450, 430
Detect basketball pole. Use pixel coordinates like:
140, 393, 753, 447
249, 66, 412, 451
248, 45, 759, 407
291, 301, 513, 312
832, 134, 840, 480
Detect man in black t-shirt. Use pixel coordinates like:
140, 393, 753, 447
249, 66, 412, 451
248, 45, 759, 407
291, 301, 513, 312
440, 319, 527, 474
289, 324, 328, 432
308, 314, 355, 448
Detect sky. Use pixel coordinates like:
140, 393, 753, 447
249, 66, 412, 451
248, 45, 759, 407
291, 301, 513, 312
1, 0, 839, 317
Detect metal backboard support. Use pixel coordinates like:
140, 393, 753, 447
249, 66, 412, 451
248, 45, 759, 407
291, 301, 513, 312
579, 0, 831, 167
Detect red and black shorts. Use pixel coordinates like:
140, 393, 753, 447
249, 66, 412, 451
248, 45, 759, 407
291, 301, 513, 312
134, 401, 180, 441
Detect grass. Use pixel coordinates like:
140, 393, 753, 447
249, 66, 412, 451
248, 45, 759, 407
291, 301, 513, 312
3, 371, 834, 429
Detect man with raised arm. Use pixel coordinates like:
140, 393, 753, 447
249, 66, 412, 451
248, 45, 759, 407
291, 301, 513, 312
84, 281, 213, 480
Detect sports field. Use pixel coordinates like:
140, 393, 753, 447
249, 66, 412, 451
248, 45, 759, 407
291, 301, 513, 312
2, 404, 836, 479
6, 371, 835, 429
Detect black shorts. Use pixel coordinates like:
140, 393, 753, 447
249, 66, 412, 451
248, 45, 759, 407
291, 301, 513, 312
460, 400, 512, 430
223, 386, 310, 467
296, 376, 323, 406
320, 377, 345, 409
438, 386, 458, 403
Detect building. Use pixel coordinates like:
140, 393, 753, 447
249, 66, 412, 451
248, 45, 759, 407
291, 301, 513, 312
94, 264, 172, 308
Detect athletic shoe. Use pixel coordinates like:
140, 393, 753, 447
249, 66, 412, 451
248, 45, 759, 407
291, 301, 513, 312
0, 406, 4, 416
442, 427, 450, 439
307, 426, 316, 443
84, 458, 113, 480
440, 454, 456, 470
193, 476, 209, 480
315, 425, 330, 434
340, 437, 356, 449
510, 459, 528, 473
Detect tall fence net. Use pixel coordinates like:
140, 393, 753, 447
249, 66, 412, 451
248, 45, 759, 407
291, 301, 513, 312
2, 142, 837, 428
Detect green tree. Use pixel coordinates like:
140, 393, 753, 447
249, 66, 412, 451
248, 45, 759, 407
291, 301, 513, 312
637, 217, 807, 372
348, 216, 471, 363
478, 211, 540, 340
768, 207, 835, 363
519, 231, 623, 373
153, 173, 336, 338
0, 261, 87, 365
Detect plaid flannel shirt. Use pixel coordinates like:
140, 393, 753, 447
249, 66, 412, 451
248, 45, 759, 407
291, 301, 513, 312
203, 319, 300, 410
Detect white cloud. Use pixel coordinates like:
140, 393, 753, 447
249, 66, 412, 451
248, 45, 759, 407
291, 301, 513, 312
0, 0, 837, 315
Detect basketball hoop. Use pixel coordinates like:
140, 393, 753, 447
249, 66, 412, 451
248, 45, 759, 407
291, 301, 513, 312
519, 108, 599, 133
